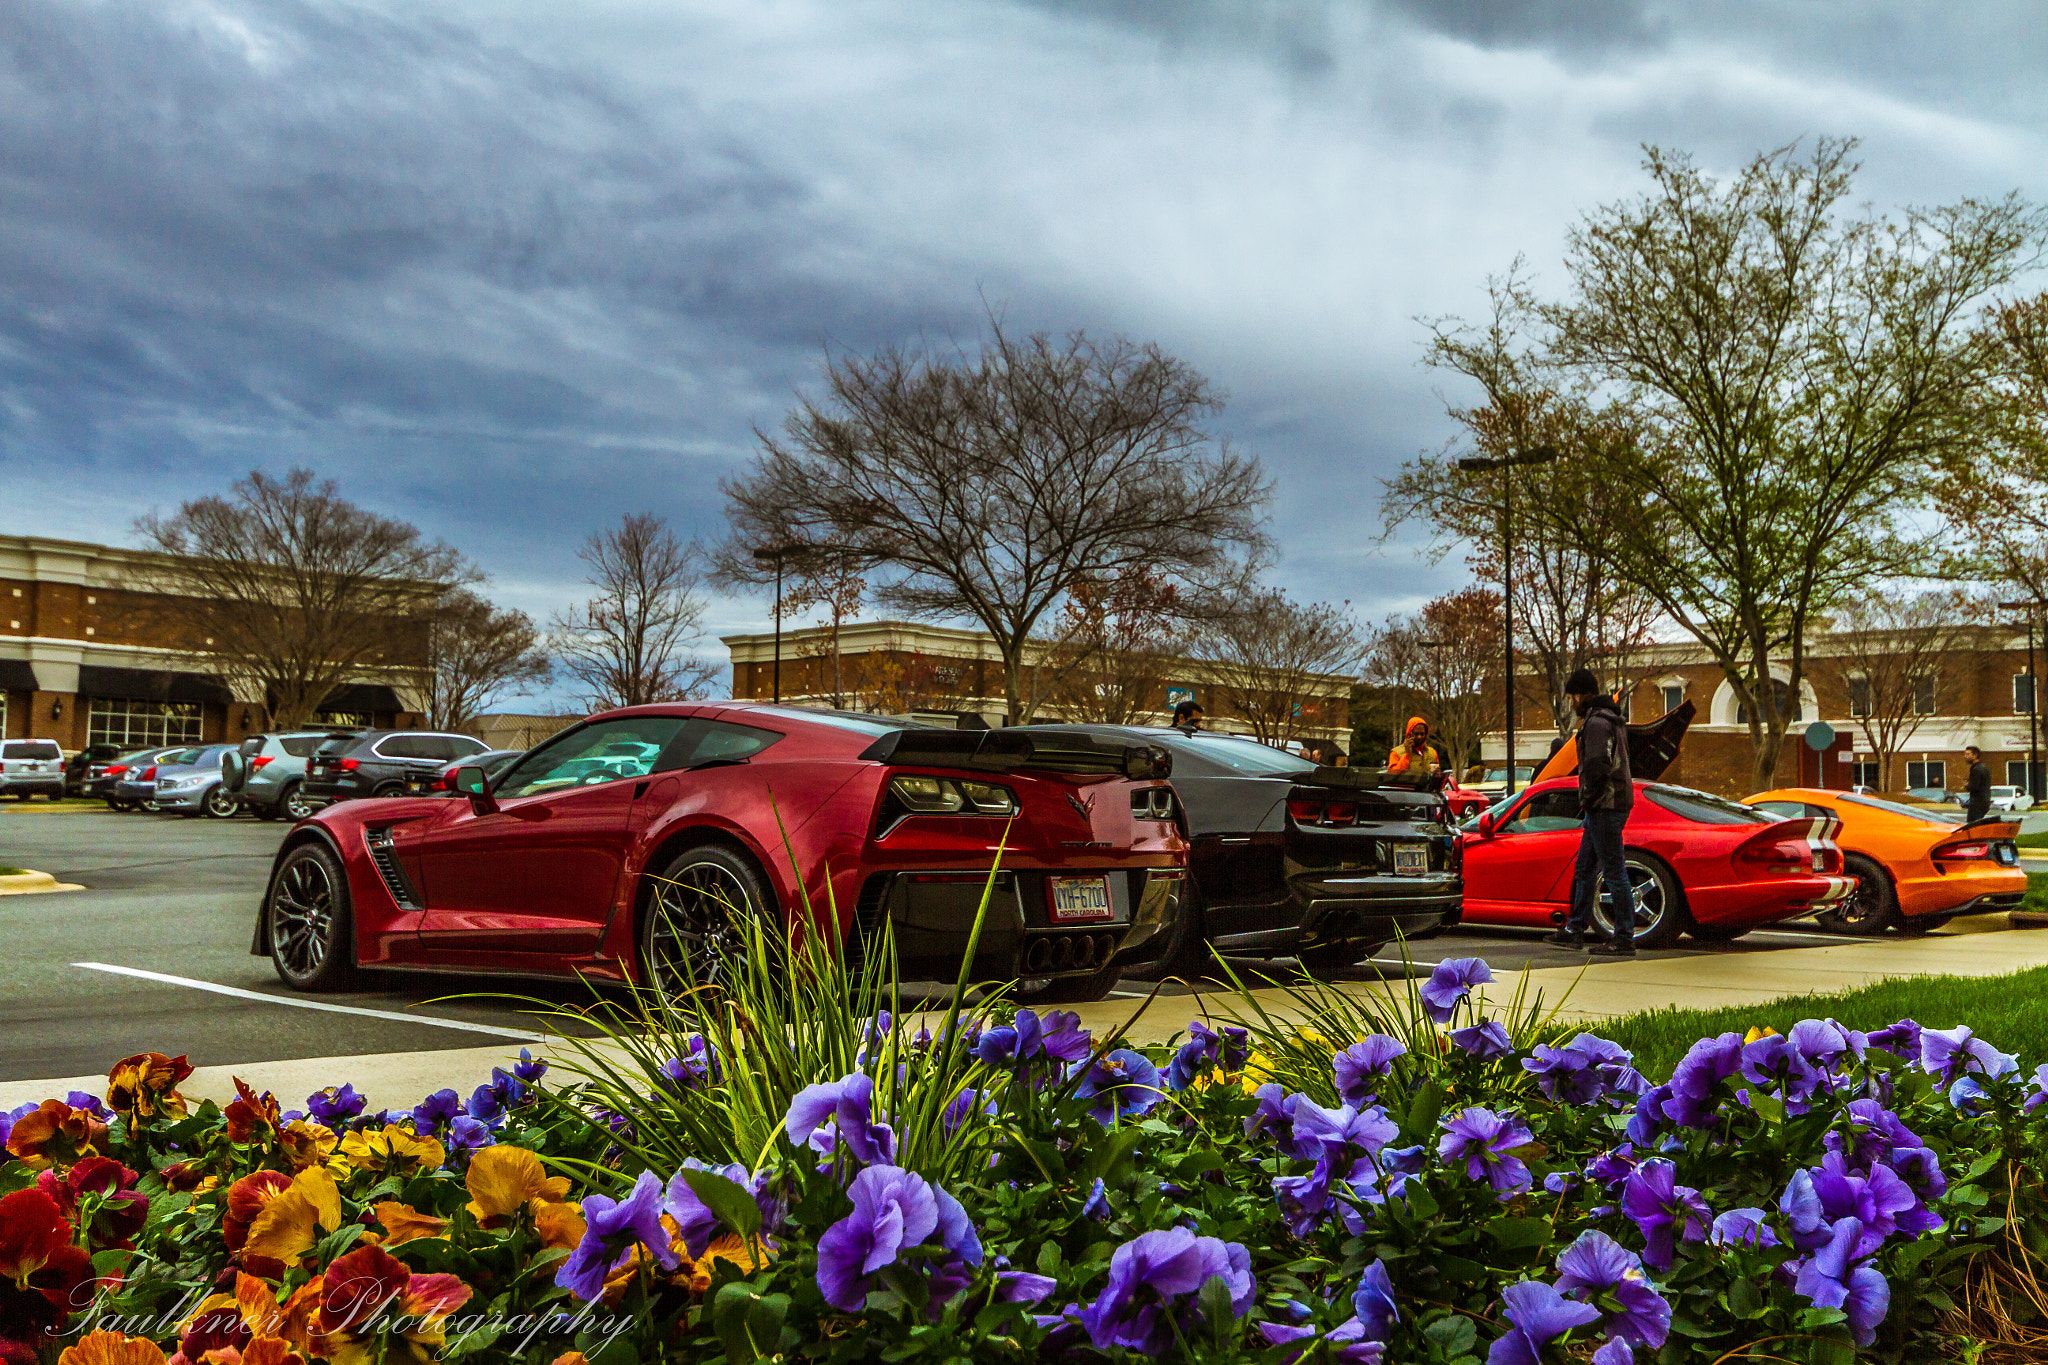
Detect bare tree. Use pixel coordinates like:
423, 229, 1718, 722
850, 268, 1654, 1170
719, 324, 1271, 724
418, 589, 553, 732
133, 468, 470, 729
1358, 592, 1503, 772
783, 554, 868, 708
1814, 589, 1992, 789
1192, 590, 1364, 748
1946, 293, 2048, 599
1040, 568, 1186, 724
550, 514, 718, 709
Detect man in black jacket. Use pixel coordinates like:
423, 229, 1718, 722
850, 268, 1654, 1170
1546, 668, 1638, 956
1964, 746, 1992, 824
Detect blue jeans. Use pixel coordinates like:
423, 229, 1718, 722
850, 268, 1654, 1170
1565, 807, 1635, 946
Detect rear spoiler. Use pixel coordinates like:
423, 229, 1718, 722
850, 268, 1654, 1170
857, 727, 1172, 780
1531, 699, 1696, 785
1309, 765, 1446, 794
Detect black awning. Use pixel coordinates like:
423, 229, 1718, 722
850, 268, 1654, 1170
319, 683, 404, 714
0, 660, 36, 693
76, 665, 233, 705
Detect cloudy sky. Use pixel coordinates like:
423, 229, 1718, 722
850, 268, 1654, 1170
3, 0, 2043, 704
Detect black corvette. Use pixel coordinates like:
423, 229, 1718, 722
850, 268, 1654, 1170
1016, 725, 1460, 974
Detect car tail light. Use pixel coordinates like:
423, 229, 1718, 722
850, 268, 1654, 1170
106, 765, 127, 778
338, 758, 360, 771
140, 766, 157, 782
1933, 839, 1995, 860
1736, 816, 1839, 873
251, 755, 274, 769
1287, 799, 1357, 827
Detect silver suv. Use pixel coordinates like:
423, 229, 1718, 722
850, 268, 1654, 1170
220, 730, 356, 822
0, 739, 65, 799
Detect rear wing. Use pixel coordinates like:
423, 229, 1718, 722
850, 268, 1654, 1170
857, 727, 1172, 779
1309, 765, 1446, 794
1532, 700, 1696, 785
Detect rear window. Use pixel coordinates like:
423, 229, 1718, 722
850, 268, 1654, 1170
3, 741, 60, 760
1646, 785, 1773, 826
1164, 735, 1316, 776
1842, 793, 1965, 825
315, 735, 362, 757
280, 735, 325, 757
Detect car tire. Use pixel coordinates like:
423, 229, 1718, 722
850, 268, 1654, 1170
267, 842, 357, 991
255, 804, 281, 822
1592, 852, 1687, 949
640, 844, 774, 1005
1815, 854, 1896, 935
279, 782, 316, 823
1119, 879, 1208, 982
371, 781, 404, 799
1015, 959, 1122, 1004
202, 786, 238, 818
1894, 911, 1954, 938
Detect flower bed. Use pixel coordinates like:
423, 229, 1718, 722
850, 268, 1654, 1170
5, 942, 2048, 1365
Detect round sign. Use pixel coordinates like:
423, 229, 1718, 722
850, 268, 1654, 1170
1804, 721, 1836, 752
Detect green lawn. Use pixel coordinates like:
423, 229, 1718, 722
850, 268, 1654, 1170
2018, 830, 2048, 848
0, 866, 23, 876
1595, 964, 2048, 1081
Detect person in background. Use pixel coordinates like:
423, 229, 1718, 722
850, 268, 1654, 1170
1386, 717, 1441, 776
1964, 745, 1992, 824
1171, 700, 1205, 733
1548, 668, 1637, 956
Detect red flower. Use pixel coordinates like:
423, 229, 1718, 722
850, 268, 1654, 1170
5, 1102, 109, 1169
36, 1158, 148, 1251
223, 1080, 282, 1146
221, 1173, 294, 1255
0, 1189, 96, 1361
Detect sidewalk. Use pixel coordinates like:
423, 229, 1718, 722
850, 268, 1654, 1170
11, 931, 2048, 1113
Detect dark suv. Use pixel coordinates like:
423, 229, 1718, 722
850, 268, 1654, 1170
301, 729, 492, 805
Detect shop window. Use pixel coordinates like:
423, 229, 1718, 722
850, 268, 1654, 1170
1850, 761, 1881, 788
317, 710, 371, 726
87, 698, 202, 748
1660, 683, 1684, 714
1737, 679, 1802, 724
2016, 674, 2036, 715
2007, 760, 2046, 796
1848, 677, 1870, 718
1912, 675, 1936, 716
1905, 760, 1946, 791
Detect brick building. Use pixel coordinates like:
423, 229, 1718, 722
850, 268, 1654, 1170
0, 533, 425, 750
722, 619, 1353, 746
1481, 627, 2048, 797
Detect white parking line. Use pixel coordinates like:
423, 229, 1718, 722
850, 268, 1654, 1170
73, 963, 544, 1042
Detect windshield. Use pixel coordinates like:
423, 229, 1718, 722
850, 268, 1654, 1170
1842, 793, 1966, 825
747, 706, 926, 735
1646, 785, 1773, 826
1163, 734, 1316, 776
1483, 767, 1536, 783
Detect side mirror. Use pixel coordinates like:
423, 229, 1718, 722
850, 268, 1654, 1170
1476, 811, 1497, 837
452, 765, 496, 814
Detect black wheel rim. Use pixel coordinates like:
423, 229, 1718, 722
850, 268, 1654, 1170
1837, 873, 1886, 928
271, 857, 335, 978
1593, 860, 1666, 937
645, 862, 754, 1002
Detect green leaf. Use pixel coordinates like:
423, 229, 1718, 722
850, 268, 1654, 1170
1436, 1255, 1487, 1283
1077, 1127, 1148, 1186
1424, 1315, 1477, 1355
1485, 1217, 1552, 1251
1036, 1241, 1063, 1277
1725, 1277, 1764, 1318
1403, 1184, 1440, 1220
1963, 1150, 2004, 1181
711, 1284, 790, 1364
1747, 1091, 1786, 1125
1196, 1274, 1237, 1349
1403, 1081, 1445, 1145
1668, 1316, 1720, 1338
677, 1167, 763, 1240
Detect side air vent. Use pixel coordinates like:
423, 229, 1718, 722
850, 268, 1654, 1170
363, 827, 421, 910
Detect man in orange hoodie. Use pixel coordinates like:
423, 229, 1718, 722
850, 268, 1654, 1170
1386, 717, 1441, 776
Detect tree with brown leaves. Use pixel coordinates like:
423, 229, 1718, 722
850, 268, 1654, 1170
550, 514, 718, 710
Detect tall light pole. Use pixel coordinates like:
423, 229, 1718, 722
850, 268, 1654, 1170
1457, 444, 1561, 798
753, 545, 805, 704
2000, 600, 2046, 800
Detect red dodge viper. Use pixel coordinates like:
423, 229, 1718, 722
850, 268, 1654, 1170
1458, 778, 1854, 946
253, 704, 1188, 1004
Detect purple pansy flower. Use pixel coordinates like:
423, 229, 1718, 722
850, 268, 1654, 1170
1663, 1034, 1743, 1128
2025, 1063, 2048, 1114
1437, 1107, 1534, 1196
1485, 1280, 1602, 1365
1069, 1228, 1254, 1354
657, 1036, 719, 1093
1866, 1018, 1923, 1059
1620, 1159, 1710, 1270
1351, 1259, 1399, 1340
662, 1160, 779, 1258
1710, 1207, 1780, 1249
409, 1087, 463, 1137
815, 1165, 980, 1312
1075, 1048, 1164, 1124
556, 1171, 679, 1301
444, 1115, 496, 1163
1791, 1216, 1890, 1347
1792, 1151, 1922, 1247
1789, 1018, 1865, 1070
1165, 1021, 1224, 1091
1592, 1341, 1635, 1365
1450, 1020, 1514, 1060
1421, 957, 1493, 1022
1080, 1177, 1110, 1221
1824, 1099, 1923, 1169
1274, 1155, 1337, 1237
306, 1084, 366, 1127
941, 1087, 996, 1135
1920, 1025, 2018, 1087
1256, 1320, 1384, 1364
1334, 1035, 1407, 1104
511, 1047, 547, 1084
1552, 1230, 1670, 1349
467, 1068, 526, 1123
785, 1071, 897, 1167
1290, 1097, 1399, 1158
1740, 1033, 1822, 1106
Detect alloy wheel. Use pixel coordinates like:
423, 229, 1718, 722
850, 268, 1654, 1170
1591, 859, 1667, 939
644, 860, 756, 1002
281, 785, 315, 822
271, 857, 336, 978
1834, 877, 1890, 931
204, 785, 237, 818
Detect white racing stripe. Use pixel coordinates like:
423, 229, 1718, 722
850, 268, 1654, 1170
73, 963, 544, 1041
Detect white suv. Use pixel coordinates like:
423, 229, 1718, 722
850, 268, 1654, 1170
0, 739, 67, 800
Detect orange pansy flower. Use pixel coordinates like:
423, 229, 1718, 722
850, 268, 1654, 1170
57, 1331, 168, 1365
463, 1146, 570, 1226
104, 1053, 193, 1124
311, 1243, 471, 1365
331, 1125, 445, 1180
676, 1234, 771, 1295
532, 1199, 586, 1252
372, 1201, 451, 1246
277, 1121, 336, 1173
5, 1100, 109, 1168
221, 1171, 295, 1254
241, 1167, 342, 1265
224, 1079, 283, 1145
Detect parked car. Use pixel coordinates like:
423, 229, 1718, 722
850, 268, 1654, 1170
1462, 764, 1536, 806
150, 744, 241, 818
1460, 779, 1854, 947
0, 738, 66, 799
1439, 771, 1490, 821
1747, 787, 2025, 935
1020, 724, 1460, 975
90, 747, 183, 809
62, 743, 124, 797
299, 730, 492, 806
403, 749, 525, 794
220, 730, 360, 822
1988, 785, 2035, 813
253, 704, 1187, 1006
111, 753, 181, 810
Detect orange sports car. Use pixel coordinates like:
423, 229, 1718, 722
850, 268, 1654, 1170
1743, 788, 2026, 934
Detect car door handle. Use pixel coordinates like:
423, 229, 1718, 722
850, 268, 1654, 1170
633, 781, 650, 799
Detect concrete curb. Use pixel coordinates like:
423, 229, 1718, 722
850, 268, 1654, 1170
0, 869, 83, 894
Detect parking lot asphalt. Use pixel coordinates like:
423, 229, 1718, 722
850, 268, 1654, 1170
0, 806, 1894, 1086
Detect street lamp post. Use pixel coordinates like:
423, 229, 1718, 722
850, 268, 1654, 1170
2000, 600, 2046, 801
752, 545, 805, 704
1457, 444, 1561, 799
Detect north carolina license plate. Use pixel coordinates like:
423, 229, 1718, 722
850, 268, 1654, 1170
1049, 876, 1113, 921
1392, 843, 1429, 876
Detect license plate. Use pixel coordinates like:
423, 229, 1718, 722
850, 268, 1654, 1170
1997, 844, 2019, 866
1812, 850, 1825, 873
1049, 876, 1113, 921
1392, 842, 1429, 877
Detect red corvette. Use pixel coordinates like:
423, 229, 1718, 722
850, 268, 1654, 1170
1458, 778, 1854, 946
252, 704, 1188, 1004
